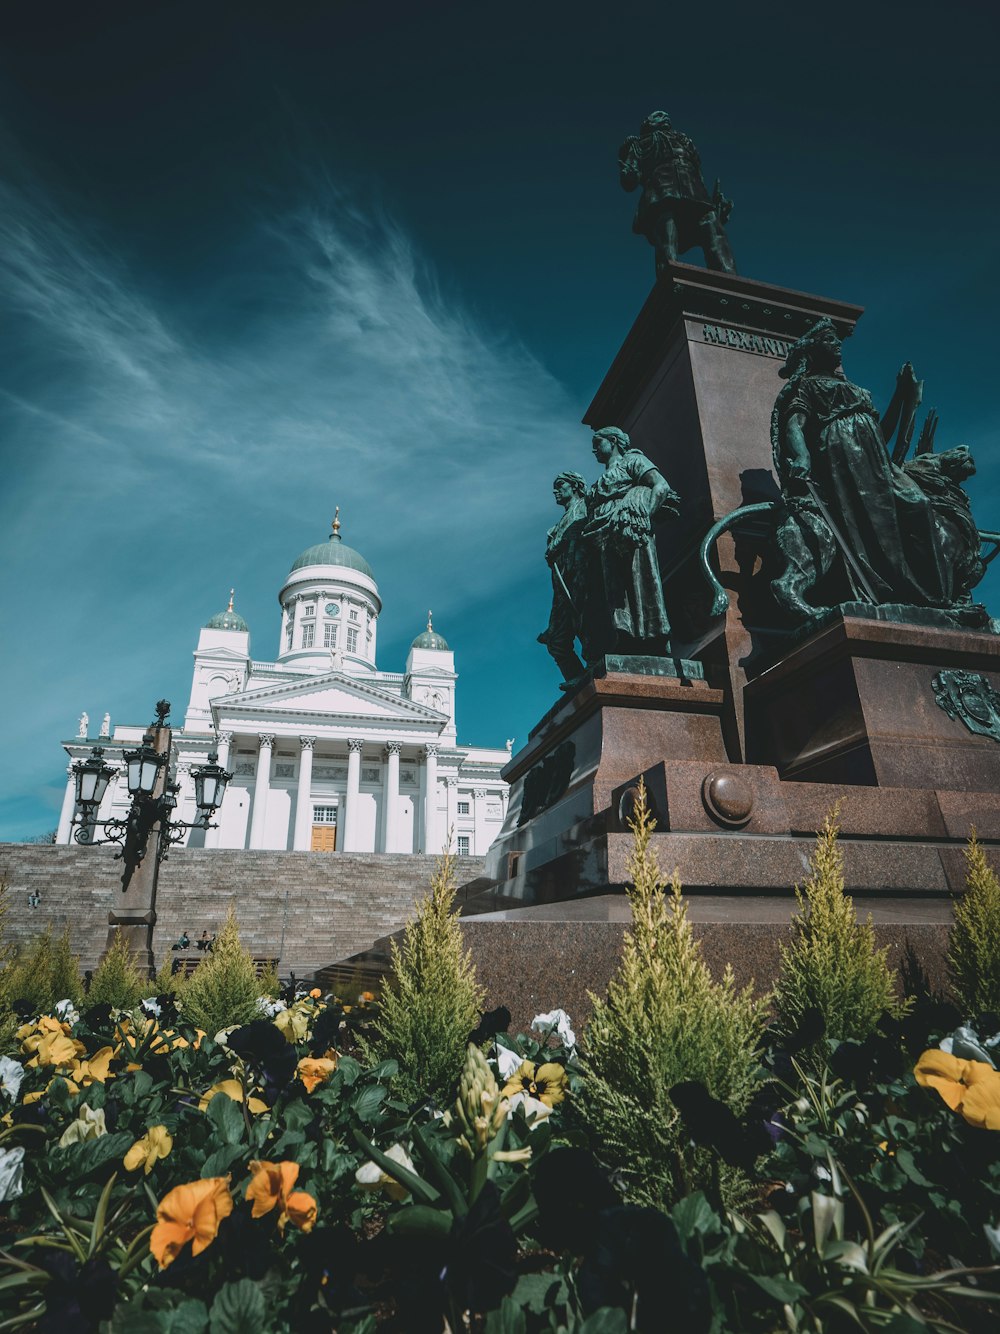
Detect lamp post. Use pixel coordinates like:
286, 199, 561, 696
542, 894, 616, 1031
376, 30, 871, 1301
70, 700, 232, 975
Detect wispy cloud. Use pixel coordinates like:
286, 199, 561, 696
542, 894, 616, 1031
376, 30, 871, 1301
0, 172, 584, 837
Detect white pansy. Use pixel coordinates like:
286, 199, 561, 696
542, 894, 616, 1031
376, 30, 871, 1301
140, 997, 162, 1018
0, 1147, 25, 1202
256, 997, 286, 1017
938, 1037, 954, 1054
531, 1009, 576, 1049
354, 1159, 382, 1187
54, 999, 80, 1026
58, 1104, 107, 1148
0, 1056, 24, 1102
354, 1143, 415, 1200
985, 1222, 1000, 1258
495, 1045, 523, 1080
506, 1091, 552, 1128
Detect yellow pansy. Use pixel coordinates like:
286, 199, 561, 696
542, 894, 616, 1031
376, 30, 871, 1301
500, 1060, 568, 1108
124, 1125, 173, 1175
197, 1079, 268, 1116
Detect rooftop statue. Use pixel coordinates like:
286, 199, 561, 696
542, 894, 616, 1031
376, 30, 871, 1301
619, 110, 736, 277
540, 430, 682, 689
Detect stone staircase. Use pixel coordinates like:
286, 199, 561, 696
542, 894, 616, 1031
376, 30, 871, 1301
0, 844, 486, 978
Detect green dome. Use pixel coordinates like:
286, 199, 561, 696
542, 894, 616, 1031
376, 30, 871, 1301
205, 593, 248, 632
411, 612, 449, 651
289, 511, 374, 580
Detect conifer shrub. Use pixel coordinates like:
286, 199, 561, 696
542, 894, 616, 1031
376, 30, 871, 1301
363, 849, 485, 1105
180, 903, 261, 1036
774, 809, 901, 1043
148, 958, 186, 1000
87, 930, 145, 1010
579, 782, 768, 1207
0, 926, 55, 1014
948, 830, 1000, 1016
48, 928, 84, 1008
257, 960, 281, 1000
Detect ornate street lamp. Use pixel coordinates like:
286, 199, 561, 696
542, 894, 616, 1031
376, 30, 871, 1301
72, 746, 118, 812
70, 701, 232, 868
193, 751, 231, 819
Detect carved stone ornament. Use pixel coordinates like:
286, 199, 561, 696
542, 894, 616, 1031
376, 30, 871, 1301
517, 741, 576, 827
932, 670, 1000, 742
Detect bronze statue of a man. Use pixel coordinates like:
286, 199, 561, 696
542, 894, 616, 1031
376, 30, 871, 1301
619, 111, 736, 277
538, 471, 593, 687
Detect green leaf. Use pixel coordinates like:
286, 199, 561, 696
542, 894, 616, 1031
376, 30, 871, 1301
200, 1144, 246, 1178
158, 1300, 210, 1333
578, 1309, 628, 1333
209, 1279, 266, 1334
484, 1297, 527, 1334
280, 1100, 314, 1132
352, 1083, 387, 1121
367, 1058, 399, 1081
748, 1273, 809, 1303
337, 1055, 361, 1086
206, 1092, 245, 1146
388, 1204, 453, 1237
893, 1148, 933, 1187
671, 1191, 720, 1241
509, 1271, 567, 1315
57, 1131, 134, 1180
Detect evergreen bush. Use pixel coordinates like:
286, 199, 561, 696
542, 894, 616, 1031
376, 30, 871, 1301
774, 809, 901, 1043
948, 831, 1000, 1017
87, 930, 145, 1010
257, 960, 281, 1000
363, 849, 484, 1105
579, 781, 768, 1207
0, 926, 54, 1014
48, 928, 84, 1008
180, 903, 261, 1036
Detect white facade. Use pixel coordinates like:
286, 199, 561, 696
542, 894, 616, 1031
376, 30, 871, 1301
58, 518, 510, 856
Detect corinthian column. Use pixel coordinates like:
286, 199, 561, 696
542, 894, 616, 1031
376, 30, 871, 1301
383, 741, 401, 853
56, 763, 76, 845
248, 734, 274, 849
293, 736, 316, 850
205, 732, 232, 849
342, 738, 363, 851
422, 744, 439, 854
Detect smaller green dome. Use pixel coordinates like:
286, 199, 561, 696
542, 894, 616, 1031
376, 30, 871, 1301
411, 611, 449, 651
205, 591, 248, 632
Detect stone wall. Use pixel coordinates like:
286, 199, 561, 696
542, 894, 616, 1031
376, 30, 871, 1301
0, 844, 487, 977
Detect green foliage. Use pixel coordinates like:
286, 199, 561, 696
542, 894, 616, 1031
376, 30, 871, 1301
948, 830, 1000, 1016
364, 849, 485, 1105
774, 810, 902, 1043
181, 903, 261, 1035
579, 781, 768, 1206
148, 957, 186, 999
49, 927, 84, 1007
87, 929, 146, 1010
256, 959, 281, 1000
0, 925, 56, 1014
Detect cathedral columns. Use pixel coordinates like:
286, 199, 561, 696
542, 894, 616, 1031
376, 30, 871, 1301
293, 737, 316, 850
445, 776, 458, 851
342, 738, 363, 851
383, 742, 401, 853
205, 732, 232, 849
248, 734, 274, 849
422, 744, 439, 854
56, 764, 76, 845
473, 787, 489, 855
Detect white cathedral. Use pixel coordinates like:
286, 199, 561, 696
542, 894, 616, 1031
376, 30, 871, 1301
56, 512, 510, 855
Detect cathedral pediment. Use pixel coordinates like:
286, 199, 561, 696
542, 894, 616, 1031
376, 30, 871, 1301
211, 670, 446, 723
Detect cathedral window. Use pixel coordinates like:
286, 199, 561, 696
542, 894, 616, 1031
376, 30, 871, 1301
457, 835, 470, 855
349, 609, 359, 622
313, 805, 337, 824
285, 622, 293, 649
323, 623, 337, 648
346, 626, 359, 653
302, 623, 315, 649
457, 801, 470, 815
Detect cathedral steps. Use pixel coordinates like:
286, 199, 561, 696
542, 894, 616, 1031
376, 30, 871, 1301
0, 844, 486, 980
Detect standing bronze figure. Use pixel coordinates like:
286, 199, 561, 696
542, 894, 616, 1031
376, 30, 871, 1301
538, 471, 593, 687
582, 427, 680, 657
619, 111, 736, 277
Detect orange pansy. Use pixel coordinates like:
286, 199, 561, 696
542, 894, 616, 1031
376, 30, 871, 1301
246, 1159, 300, 1218
284, 1190, 318, 1233
296, 1056, 337, 1093
149, 1176, 233, 1269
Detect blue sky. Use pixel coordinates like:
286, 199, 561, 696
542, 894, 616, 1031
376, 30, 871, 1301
2, 0, 998, 839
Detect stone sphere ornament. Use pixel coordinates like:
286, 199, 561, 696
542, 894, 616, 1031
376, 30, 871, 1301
702, 770, 753, 828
